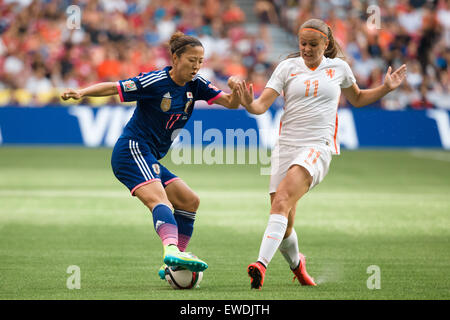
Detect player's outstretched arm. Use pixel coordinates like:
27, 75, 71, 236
342, 64, 407, 108
234, 81, 279, 115
61, 82, 118, 101
213, 86, 242, 109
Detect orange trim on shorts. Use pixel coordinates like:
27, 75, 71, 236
305, 148, 321, 165
312, 151, 321, 164
304, 148, 315, 166
333, 112, 339, 154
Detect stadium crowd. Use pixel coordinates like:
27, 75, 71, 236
0, 0, 449, 109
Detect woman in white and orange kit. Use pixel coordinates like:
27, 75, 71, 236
231, 18, 407, 289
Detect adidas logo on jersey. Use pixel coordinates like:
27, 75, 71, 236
163, 92, 171, 98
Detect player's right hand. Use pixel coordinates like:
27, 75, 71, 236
61, 89, 82, 100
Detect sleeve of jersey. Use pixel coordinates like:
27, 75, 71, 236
116, 77, 144, 102
340, 60, 357, 88
265, 62, 287, 95
195, 76, 222, 105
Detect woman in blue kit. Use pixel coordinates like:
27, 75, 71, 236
61, 32, 242, 276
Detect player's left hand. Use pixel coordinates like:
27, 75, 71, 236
236, 80, 254, 108
384, 64, 407, 91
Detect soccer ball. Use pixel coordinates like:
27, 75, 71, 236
164, 266, 203, 290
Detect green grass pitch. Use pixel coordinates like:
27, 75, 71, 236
0, 147, 449, 299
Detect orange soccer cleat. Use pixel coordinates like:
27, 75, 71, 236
247, 261, 266, 290
292, 253, 317, 286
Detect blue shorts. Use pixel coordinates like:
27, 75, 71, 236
111, 138, 179, 195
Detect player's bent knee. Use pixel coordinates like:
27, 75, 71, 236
190, 193, 200, 211
271, 203, 290, 217
178, 193, 200, 212
271, 192, 292, 214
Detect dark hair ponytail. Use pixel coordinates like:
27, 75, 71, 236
285, 19, 345, 60
169, 31, 203, 57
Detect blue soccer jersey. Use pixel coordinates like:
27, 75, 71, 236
116, 66, 222, 159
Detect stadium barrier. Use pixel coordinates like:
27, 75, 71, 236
0, 105, 448, 150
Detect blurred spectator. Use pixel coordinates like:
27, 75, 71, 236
222, 0, 246, 26
382, 83, 413, 110
249, 64, 269, 96
96, 50, 121, 81
224, 50, 248, 78
203, 0, 221, 25
157, 13, 177, 42
25, 65, 52, 95
417, 4, 441, 73
397, 2, 424, 36
410, 76, 435, 109
254, 0, 279, 49
352, 49, 381, 88
3, 54, 24, 77
428, 69, 450, 108
407, 60, 424, 89
0, 0, 448, 110
437, 0, 450, 47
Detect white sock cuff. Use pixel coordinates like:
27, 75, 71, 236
268, 213, 288, 226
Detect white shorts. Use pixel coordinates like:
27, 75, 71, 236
269, 143, 332, 194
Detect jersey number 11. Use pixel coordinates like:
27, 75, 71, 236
304, 80, 319, 97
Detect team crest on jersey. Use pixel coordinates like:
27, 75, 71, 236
160, 92, 172, 112
325, 69, 335, 79
152, 164, 160, 175
123, 80, 137, 92
184, 92, 193, 113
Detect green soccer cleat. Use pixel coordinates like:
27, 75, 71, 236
158, 264, 187, 280
158, 264, 167, 280
163, 244, 208, 272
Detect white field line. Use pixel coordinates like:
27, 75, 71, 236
0, 189, 448, 199
0, 190, 128, 198
410, 150, 450, 162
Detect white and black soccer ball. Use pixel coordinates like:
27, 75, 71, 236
164, 266, 203, 290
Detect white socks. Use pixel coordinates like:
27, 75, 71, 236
279, 228, 300, 269
257, 214, 288, 267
